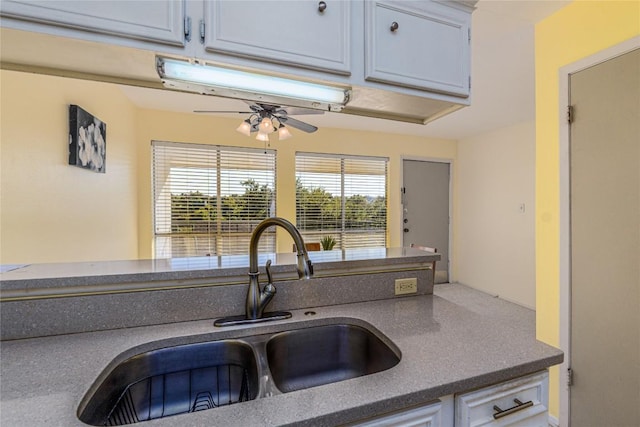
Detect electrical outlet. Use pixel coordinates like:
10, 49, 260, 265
395, 278, 417, 295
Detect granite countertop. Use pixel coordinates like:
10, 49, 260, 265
0, 248, 434, 297
0, 284, 563, 426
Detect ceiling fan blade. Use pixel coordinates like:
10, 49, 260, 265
280, 116, 318, 133
193, 110, 253, 114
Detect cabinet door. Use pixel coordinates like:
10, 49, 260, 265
204, 0, 350, 74
0, 0, 186, 46
348, 397, 453, 427
365, 1, 470, 97
455, 371, 549, 427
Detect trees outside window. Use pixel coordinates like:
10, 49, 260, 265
153, 141, 276, 258
152, 143, 387, 258
295, 153, 388, 249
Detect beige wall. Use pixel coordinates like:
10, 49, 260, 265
0, 70, 138, 264
455, 120, 536, 308
0, 70, 458, 263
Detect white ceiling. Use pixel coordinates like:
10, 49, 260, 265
120, 0, 570, 141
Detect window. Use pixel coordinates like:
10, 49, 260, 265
152, 141, 276, 258
295, 152, 388, 249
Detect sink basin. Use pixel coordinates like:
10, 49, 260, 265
266, 324, 401, 393
79, 321, 400, 425
78, 340, 259, 426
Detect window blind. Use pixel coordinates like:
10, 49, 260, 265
295, 152, 388, 249
152, 141, 276, 258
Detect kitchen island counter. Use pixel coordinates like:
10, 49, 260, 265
0, 283, 562, 426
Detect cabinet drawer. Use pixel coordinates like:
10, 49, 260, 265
348, 398, 448, 427
204, 0, 350, 74
365, 1, 470, 97
0, 0, 186, 46
455, 371, 549, 427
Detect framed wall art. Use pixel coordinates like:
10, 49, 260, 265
68, 105, 106, 173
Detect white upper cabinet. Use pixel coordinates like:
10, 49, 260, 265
365, 1, 470, 97
203, 0, 351, 75
0, 0, 476, 123
0, 0, 186, 46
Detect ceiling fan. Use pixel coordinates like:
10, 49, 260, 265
195, 103, 323, 141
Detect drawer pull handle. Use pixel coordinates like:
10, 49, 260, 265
318, 1, 327, 12
390, 21, 399, 32
493, 398, 534, 419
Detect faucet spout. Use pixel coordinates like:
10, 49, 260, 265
246, 217, 313, 320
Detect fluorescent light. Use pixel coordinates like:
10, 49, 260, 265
157, 56, 349, 109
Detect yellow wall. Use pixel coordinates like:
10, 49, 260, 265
135, 109, 457, 258
0, 70, 139, 264
535, 0, 640, 417
0, 70, 457, 263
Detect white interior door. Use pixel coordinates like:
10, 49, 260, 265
402, 159, 450, 283
569, 48, 640, 426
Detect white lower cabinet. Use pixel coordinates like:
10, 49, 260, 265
349, 371, 549, 427
349, 395, 454, 427
455, 371, 549, 427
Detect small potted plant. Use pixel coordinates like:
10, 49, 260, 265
320, 235, 337, 251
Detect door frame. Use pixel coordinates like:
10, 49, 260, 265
558, 35, 640, 427
400, 156, 454, 281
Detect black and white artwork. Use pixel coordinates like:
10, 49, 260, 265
69, 105, 106, 173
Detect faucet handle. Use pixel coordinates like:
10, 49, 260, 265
265, 259, 273, 284
306, 259, 314, 277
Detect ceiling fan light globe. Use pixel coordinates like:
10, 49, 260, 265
260, 117, 273, 133
256, 131, 269, 142
278, 125, 293, 141
236, 120, 252, 137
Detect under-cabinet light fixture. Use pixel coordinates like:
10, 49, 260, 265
156, 56, 350, 111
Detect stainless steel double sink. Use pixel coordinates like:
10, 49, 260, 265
78, 322, 401, 426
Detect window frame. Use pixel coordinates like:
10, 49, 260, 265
295, 151, 389, 250
152, 141, 277, 258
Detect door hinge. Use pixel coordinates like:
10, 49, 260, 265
468, 28, 471, 43
199, 19, 205, 44
184, 16, 192, 42
567, 367, 574, 387
567, 105, 574, 124
469, 75, 471, 90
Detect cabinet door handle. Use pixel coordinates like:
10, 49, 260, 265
318, 1, 327, 12
390, 21, 399, 32
493, 398, 534, 419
